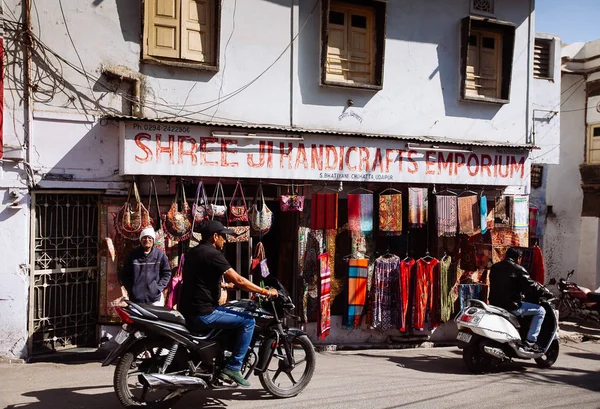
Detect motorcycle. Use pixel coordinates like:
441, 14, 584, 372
102, 278, 316, 408
455, 297, 559, 373
549, 270, 600, 322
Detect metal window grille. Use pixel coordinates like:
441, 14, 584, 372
471, 0, 495, 15
534, 39, 552, 79
30, 193, 100, 354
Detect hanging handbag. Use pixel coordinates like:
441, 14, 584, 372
165, 254, 184, 310
164, 181, 193, 241
115, 181, 151, 240
227, 225, 250, 243
250, 183, 273, 236
192, 180, 209, 224
280, 183, 304, 212
229, 181, 249, 223
208, 181, 228, 220
251, 242, 266, 276
147, 178, 165, 251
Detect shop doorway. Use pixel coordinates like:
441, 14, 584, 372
29, 193, 100, 354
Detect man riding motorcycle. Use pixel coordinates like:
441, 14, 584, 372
178, 220, 278, 387
488, 247, 553, 353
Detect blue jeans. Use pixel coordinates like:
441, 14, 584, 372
191, 306, 255, 372
511, 301, 546, 343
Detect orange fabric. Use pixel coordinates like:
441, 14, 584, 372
531, 245, 546, 284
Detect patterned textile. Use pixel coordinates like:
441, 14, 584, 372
474, 244, 493, 269
408, 188, 428, 228
318, 253, 331, 340
459, 236, 477, 271
458, 284, 482, 310
513, 196, 529, 230
529, 208, 539, 235
439, 257, 456, 322
348, 194, 373, 236
311, 193, 338, 230
491, 228, 521, 246
414, 258, 439, 331
493, 246, 510, 263
458, 195, 480, 235
379, 194, 403, 236
494, 196, 513, 227
371, 255, 400, 330
399, 259, 415, 332
298, 227, 310, 277
346, 258, 369, 328
351, 234, 367, 259
480, 196, 488, 234
436, 195, 458, 237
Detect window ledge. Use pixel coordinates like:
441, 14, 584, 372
141, 57, 219, 72
461, 95, 509, 105
321, 79, 382, 91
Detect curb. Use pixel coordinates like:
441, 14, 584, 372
0, 356, 26, 364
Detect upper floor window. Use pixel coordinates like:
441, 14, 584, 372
460, 16, 516, 104
143, 0, 220, 69
321, 0, 386, 90
470, 0, 495, 17
534, 38, 552, 80
588, 124, 600, 164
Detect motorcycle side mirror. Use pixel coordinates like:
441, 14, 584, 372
548, 278, 556, 285
567, 270, 574, 278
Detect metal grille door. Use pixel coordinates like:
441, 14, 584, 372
30, 193, 100, 354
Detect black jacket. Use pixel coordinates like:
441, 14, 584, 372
488, 257, 551, 311
121, 246, 172, 304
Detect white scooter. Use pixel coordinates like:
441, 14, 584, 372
455, 298, 559, 373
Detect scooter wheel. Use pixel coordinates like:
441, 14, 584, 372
463, 341, 492, 374
535, 339, 559, 368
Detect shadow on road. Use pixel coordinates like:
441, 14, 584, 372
355, 350, 470, 375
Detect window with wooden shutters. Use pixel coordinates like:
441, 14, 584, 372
144, 0, 219, 68
460, 16, 516, 104
588, 125, 600, 164
321, 0, 386, 90
534, 39, 552, 79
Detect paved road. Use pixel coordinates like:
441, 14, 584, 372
1, 342, 599, 409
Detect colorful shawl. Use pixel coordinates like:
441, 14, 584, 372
346, 258, 369, 328
439, 256, 455, 322
458, 195, 480, 235
348, 194, 373, 236
379, 194, 402, 236
513, 196, 529, 230
311, 193, 338, 230
480, 196, 488, 234
408, 188, 428, 228
318, 253, 331, 339
436, 195, 457, 237
494, 196, 513, 227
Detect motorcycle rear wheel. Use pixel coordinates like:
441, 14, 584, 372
462, 340, 493, 374
259, 334, 316, 398
535, 339, 559, 368
113, 338, 186, 409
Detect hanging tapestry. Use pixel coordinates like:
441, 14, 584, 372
474, 244, 493, 269
311, 193, 338, 230
408, 188, 428, 228
348, 193, 374, 236
458, 195, 480, 235
480, 196, 488, 234
436, 195, 457, 237
459, 235, 477, 271
346, 258, 369, 328
513, 196, 529, 230
458, 284, 482, 310
371, 255, 400, 330
399, 259, 414, 332
379, 194, 403, 236
494, 196, 513, 227
318, 253, 331, 339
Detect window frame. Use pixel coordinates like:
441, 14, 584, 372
141, 0, 222, 71
587, 124, 600, 165
533, 38, 554, 80
320, 0, 387, 91
460, 16, 516, 104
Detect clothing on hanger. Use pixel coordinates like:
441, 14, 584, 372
408, 188, 428, 228
346, 258, 369, 328
399, 258, 415, 332
436, 194, 458, 237
379, 193, 402, 236
458, 195, 480, 235
414, 257, 439, 331
311, 193, 338, 230
371, 254, 400, 330
318, 253, 331, 340
348, 193, 373, 236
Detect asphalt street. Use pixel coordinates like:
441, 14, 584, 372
1, 342, 599, 409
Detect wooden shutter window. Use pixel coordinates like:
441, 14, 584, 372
589, 126, 600, 164
181, 0, 213, 63
147, 0, 181, 59
465, 30, 501, 99
534, 39, 551, 79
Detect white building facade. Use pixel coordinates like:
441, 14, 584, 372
1, 0, 561, 359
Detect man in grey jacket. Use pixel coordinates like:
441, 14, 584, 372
121, 227, 172, 306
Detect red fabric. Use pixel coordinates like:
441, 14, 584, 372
347, 194, 361, 233
311, 193, 338, 230
318, 253, 331, 339
399, 259, 415, 332
414, 258, 439, 331
531, 245, 546, 284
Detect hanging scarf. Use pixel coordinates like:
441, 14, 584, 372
379, 194, 402, 236
494, 196, 513, 227
317, 253, 331, 340
348, 194, 373, 236
408, 188, 428, 228
529, 208, 539, 235
513, 196, 529, 230
436, 195, 457, 237
458, 195, 480, 235
439, 256, 455, 322
480, 195, 488, 234
310, 193, 338, 230
346, 258, 369, 328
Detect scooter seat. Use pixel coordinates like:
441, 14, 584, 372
138, 304, 187, 325
487, 305, 521, 329
588, 292, 600, 302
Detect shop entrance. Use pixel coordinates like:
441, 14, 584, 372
29, 193, 100, 354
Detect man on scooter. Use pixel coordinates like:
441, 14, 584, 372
489, 247, 553, 353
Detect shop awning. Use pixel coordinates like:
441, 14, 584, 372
104, 114, 535, 150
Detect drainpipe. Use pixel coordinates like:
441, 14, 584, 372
526, 0, 534, 145
289, 0, 296, 128
23, 0, 33, 183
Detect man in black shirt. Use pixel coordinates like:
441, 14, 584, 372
179, 220, 278, 387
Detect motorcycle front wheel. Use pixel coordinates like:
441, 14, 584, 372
557, 299, 572, 321
535, 339, 559, 368
259, 334, 316, 398
113, 338, 186, 409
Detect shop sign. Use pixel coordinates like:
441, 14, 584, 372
120, 122, 530, 186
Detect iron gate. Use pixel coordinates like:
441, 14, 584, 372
30, 193, 100, 354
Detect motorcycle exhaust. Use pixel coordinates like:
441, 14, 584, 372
140, 373, 208, 389
483, 346, 507, 360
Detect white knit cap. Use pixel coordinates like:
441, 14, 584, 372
139, 226, 156, 242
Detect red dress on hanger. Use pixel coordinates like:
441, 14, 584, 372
399, 259, 415, 332
414, 257, 439, 331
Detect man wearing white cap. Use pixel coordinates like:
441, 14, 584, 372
121, 226, 172, 306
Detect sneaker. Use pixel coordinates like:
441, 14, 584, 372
221, 368, 251, 387
524, 340, 543, 353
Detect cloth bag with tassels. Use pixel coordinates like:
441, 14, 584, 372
164, 181, 193, 242
115, 181, 150, 240
249, 184, 273, 236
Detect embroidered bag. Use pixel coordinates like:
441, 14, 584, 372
260, 259, 270, 278
229, 181, 249, 223
227, 225, 250, 243
115, 181, 151, 240
208, 181, 228, 220
251, 242, 266, 278
147, 178, 165, 251
280, 183, 304, 212
192, 180, 209, 224
164, 181, 193, 241
250, 183, 273, 236
165, 254, 184, 310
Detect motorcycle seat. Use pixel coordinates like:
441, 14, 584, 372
138, 304, 187, 325
487, 305, 521, 328
587, 292, 600, 302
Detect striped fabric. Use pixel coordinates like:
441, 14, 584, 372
408, 188, 428, 228
318, 253, 331, 340
348, 194, 373, 236
346, 258, 369, 328
436, 195, 457, 237
458, 195, 480, 235
311, 193, 338, 230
